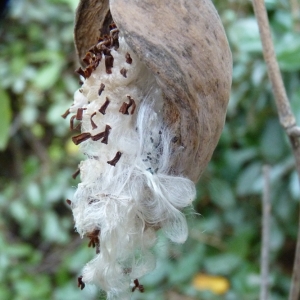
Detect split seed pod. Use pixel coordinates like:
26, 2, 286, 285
69, 0, 232, 298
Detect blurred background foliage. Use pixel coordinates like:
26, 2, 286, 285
0, 0, 300, 299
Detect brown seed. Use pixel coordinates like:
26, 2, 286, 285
109, 22, 117, 30
72, 132, 91, 145
105, 54, 114, 74
76, 108, 86, 120
83, 52, 93, 65
75, 67, 86, 78
90, 112, 97, 129
87, 229, 100, 254
107, 151, 122, 166
66, 199, 72, 205
99, 97, 110, 115
119, 96, 136, 115
61, 108, 70, 119
77, 276, 85, 290
88, 45, 99, 54
70, 115, 76, 130
127, 96, 136, 114
72, 168, 80, 179
91, 125, 111, 143
119, 102, 129, 115
132, 279, 144, 293
84, 65, 93, 78
125, 52, 132, 64
91, 131, 105, 141
111, 30, 119, 50
120, 67, 127, 78
91, 56, 101, 70
98, 83, 105, 96
101, 125, 111, 144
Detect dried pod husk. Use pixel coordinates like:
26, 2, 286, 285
75, 0, 232, 182
72, 0, 232, 298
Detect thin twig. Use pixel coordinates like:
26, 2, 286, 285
252, 0, 296, 130
288, 138, 300, 300
252, 1, 300, 299
290, 0, 300, 32
260, 165, 271, 300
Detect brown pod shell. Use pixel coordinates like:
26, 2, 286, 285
74, 0, 232, 182
75, 0, 112, 64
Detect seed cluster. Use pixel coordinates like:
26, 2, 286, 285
63, 21, 196, 300
64, 23, 138, 171
63, 23, 147, 295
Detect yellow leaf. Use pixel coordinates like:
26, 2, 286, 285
192, 273, 230, 295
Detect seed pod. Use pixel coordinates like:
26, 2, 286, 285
75, 0, 232, 182
71, 1, 232, 299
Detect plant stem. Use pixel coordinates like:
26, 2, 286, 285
252, 0, 300, 299
290, 0, 300, 32
260, 165, 271, 300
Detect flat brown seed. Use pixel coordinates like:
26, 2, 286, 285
72, 168, 80, 179
101, 125, 111, 144
72, 132, 91, 145
125, 52, 132, 64
119, 96, 136, 115
76, 108, 86, 120
127, 96, 136, 114
98, 83, 105, 96
107, 151, 122, 166
70, 115, 76, 130
77, 276, 85, 290
119, 102, 129, 115
83, 52, 93, 65
91, 131, 105, 141
105, 54, 114, 74
84, 65, 93, 78
90, 112, 97, 129
99, 97, 110, 115
61, 109, 70, 119
120, 68, 127, 78
75, 67, 86, 78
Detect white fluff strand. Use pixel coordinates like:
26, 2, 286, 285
66, 27, 196, 299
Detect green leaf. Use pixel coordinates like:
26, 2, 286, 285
229, 18, 262, 53
33, 61, 63, 90
208, 179, 235, 209
276, 33, 300, 71
260, 119, 285, 162
227, 230, 254, 259
0, 89, 12, 150
204, 253, 242, 275
236, 162, 262, 196
169, 244, 205, 284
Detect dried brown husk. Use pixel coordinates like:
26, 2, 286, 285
74, 0, 232, 182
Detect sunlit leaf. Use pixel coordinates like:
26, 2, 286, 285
192, 273, 230, 295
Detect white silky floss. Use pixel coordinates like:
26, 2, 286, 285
69, 35, 196, 299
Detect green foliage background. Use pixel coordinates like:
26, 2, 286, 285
0, 0, 300, 299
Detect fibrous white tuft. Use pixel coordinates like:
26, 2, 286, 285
65, 25, 196, 299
